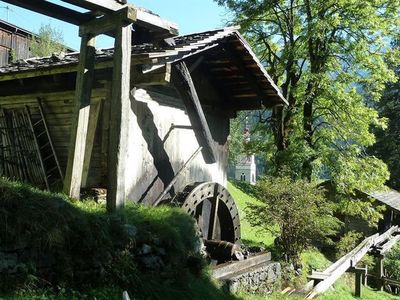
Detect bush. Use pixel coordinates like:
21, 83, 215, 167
246, 176, 341, 266
336, 231, 363, 258
385, 242, 400, 281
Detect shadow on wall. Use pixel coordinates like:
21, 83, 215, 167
130, 94, 176, 205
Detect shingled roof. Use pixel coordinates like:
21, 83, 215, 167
367, 190, 400, 213
0, 27, 287, 108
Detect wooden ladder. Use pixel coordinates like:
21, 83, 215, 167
25, 99, 64, 190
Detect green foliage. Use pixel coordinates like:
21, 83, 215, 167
335, 195, 385, 228
384, 242, 400, 281
370, 62, 400, 190
8, 49, 16, 63
301, 249, 331, 272
321, 276, 400, 300
217, 0, 398, 227
336, 231, 363, 258
13, 287, 122, 300
216, 0, 399, 176
228, 112, 246, 166
29, 24, 65, 57
246, 176, 341, 265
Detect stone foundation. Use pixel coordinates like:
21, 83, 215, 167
224, 261, 281, 294
213, 252, 281, 295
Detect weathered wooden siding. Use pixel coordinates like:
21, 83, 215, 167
125, 88, 229, 205
0, 28, 31, 66
0, 78, 229, 202
0, 87, 107, 187
13, 34, 30, 60
0, 30, 12, 66
0, 46, 9, 66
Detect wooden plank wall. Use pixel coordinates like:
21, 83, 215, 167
125, 88, 229, 205
0, 29, 11, 66
0, 28, 31, 66
0, 88, 107, 188
0, 80, 230, 201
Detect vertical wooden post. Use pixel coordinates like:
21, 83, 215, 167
377, 255, 384, 291
81, 99, 102, 188
107, 21, 132, 212
63, 34, 96, 199
355, 272, 363, 297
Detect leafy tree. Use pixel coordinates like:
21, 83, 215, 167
228, 111, 247, 166
246, 176, 341, 265
217, 0, 400, 229
216, 0, 398, 190
228, 110, 275, 169
370, 63, 400, 190
29, 23, 65, 57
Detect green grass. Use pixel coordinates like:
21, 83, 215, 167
0, 177, 237, 300
301, 249, 331, 272
228, 181, 275, 248
320, 276, 398, 300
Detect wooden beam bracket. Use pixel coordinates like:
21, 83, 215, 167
79, 6, 137, 37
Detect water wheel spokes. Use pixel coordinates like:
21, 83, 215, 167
178, 182, 241, 245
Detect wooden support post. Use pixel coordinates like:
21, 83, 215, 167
171, 61, 217, 164
63, 34, 96, 199
355, 272, 363, 297
351, 267, 367, 298
377, 255, 384, 291
81, 99, 102, 188
364, 265, 368, 286
106, 21, 132, 212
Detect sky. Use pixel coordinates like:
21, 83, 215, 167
0, 0, 230, 50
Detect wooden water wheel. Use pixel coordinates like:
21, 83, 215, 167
176, 182, 241, 245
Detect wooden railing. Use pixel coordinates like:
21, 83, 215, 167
306, 226, 400, 299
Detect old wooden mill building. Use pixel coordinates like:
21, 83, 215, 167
0, 1, 286, 245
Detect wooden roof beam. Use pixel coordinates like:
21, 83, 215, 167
1, 0, 93, 25
171, 61, 217, 164
61, 0, 126, 14
3, 0, 178, 39
224, 44, 271, 103
135, 9, 179, 36
63, 1, 178, 36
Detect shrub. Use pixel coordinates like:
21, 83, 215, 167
385, 242, 400, 281
336, 231, 363, 258
246, 176, 341, 266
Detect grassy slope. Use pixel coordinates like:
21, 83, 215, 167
0, 177, 236, 300
3, 178, 396, 300
228, 181, 275, 248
